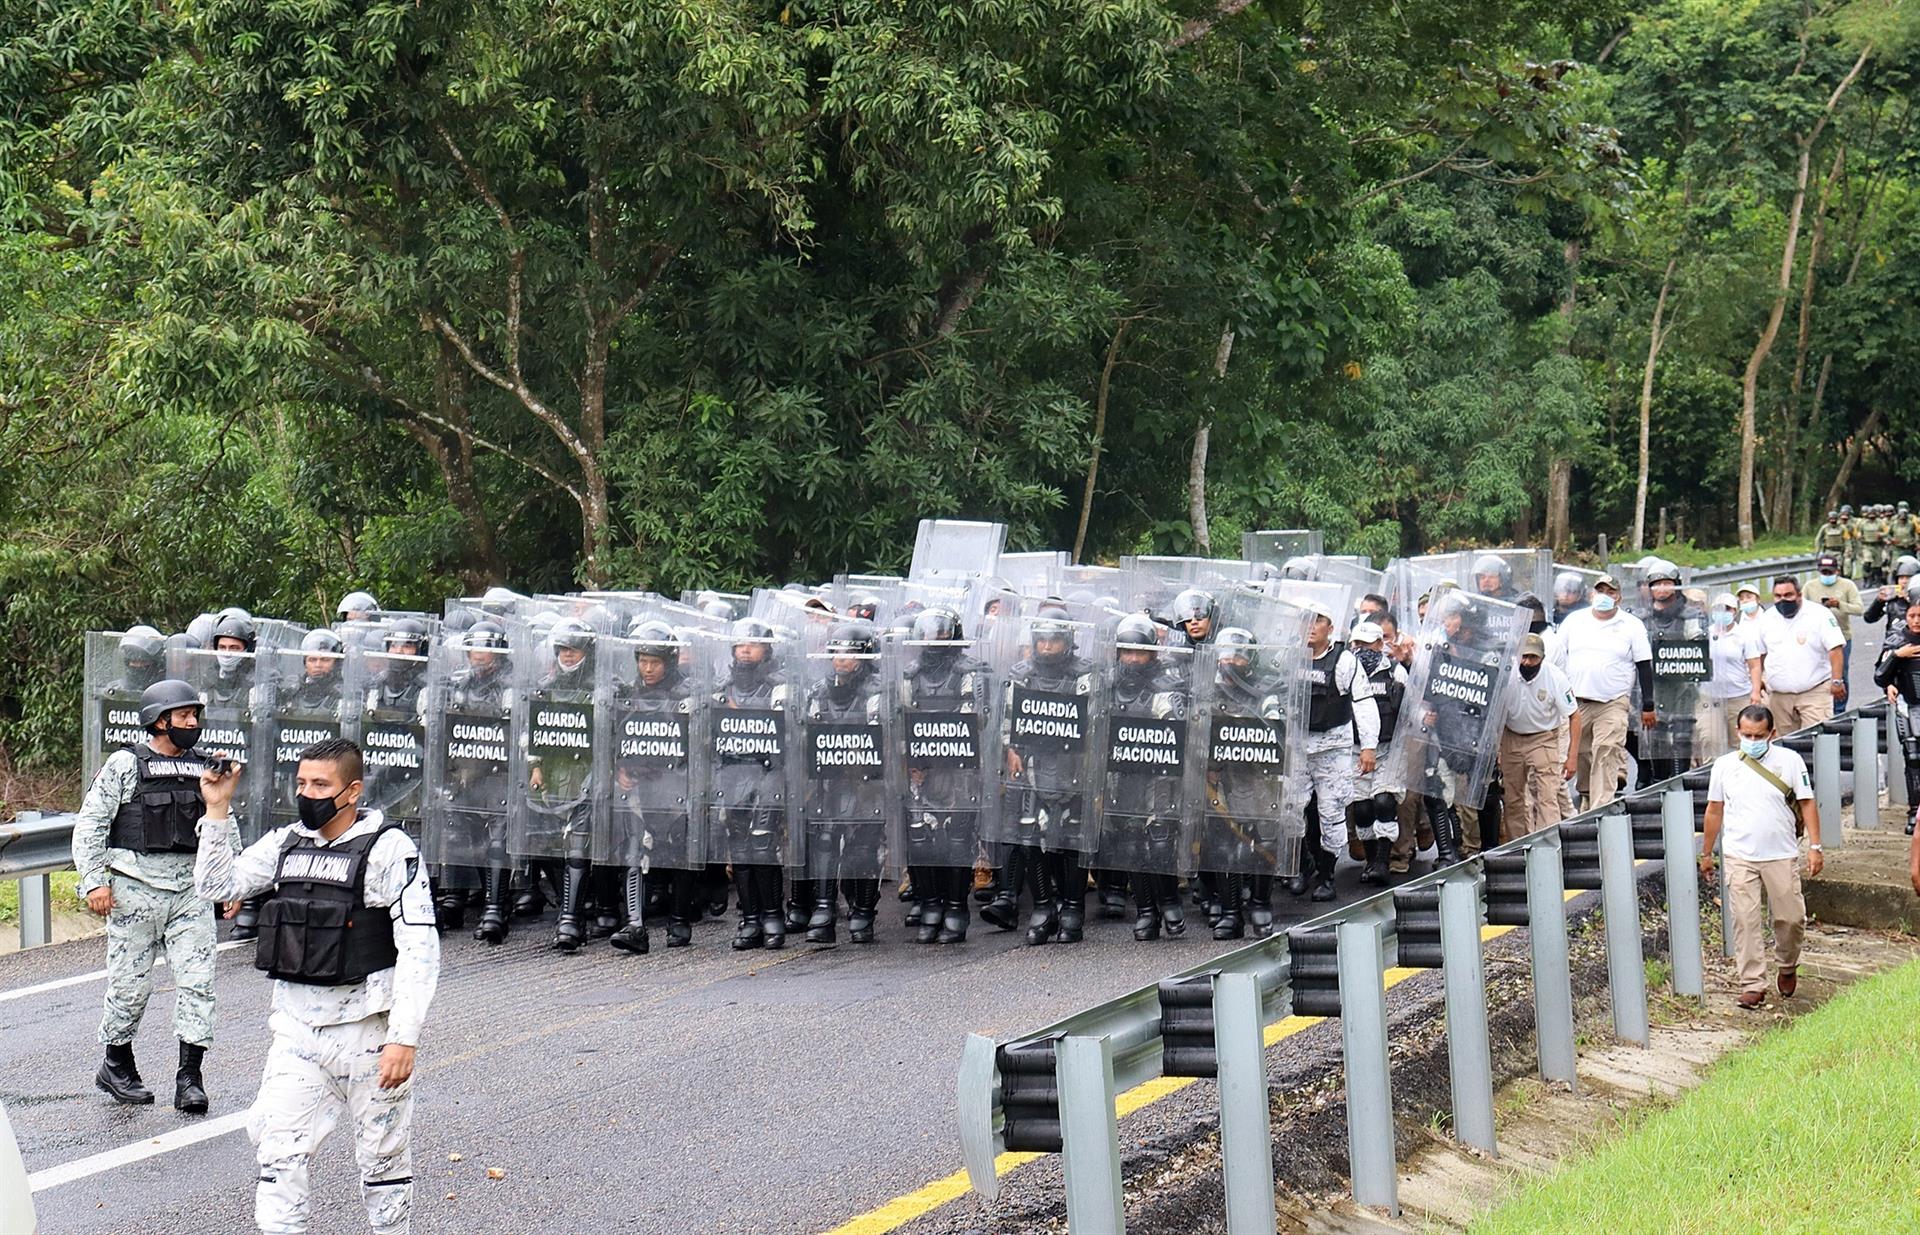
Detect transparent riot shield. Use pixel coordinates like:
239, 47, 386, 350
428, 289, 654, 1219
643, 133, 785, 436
1389, 590, 1528, 810
1461, 549, 1552, 604
1050, 562, 1127, 608
346, 629, 430, 837
166, 644, 269, 841
831, 574, 906, 627
1386, 558, 1465, 629
1242, 529, 1323, 569
1622, 563, 1709, 781
1093, 630, 1198, 878
898, 605, 1000, 874
698, 624, 803, 870
987, 598, 1107, 855
1267, 577, 1355, 628
262, 643, 348, 835
85, 630, 165, 787
423, 629, 515, 869
1549, 564, 1607, 626
508, 618, 605, 866
750, 586, 839, 642
598, 625, 703, 875
1294, 556, 1389, 619
798, 622, 900, 884
1192, 605, 1312, 879
995, 551, 1066, 597
909, 518, 1007, 584
679, 589, 752, 621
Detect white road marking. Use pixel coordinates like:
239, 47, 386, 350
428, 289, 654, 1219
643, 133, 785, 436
0, 940, 247, 1005
28, 1110, 251, 1193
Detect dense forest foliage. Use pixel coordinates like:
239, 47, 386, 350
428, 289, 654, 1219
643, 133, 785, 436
1, 0, 1916, 766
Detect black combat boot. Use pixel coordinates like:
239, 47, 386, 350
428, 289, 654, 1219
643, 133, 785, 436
1055, 857, 1087, 944
1310, 842, 1338, 902
609, 867, 649, 955
1097, 869, 1130, 920
1131, 872, 1161, 941
553, 861, 590, 953
979, 846, 1025, 931
590, 867, 622, 938
95, 1042, 153, 1105
1212, 873, 1244, 941
1246, 873, 1275, 938
1024, 856, 1058, 946
1361, 838, 1388, 886
665, 869, 696, 947
807, 879, 838, 945
848, 879, 880, 944
937, 869, 969, 944
786, 878, 816, 935
1428, 798, 1461, 867
731, 869, 763, 951
474, 866, 512, 944
916, 885, 943, 945
433, 890, 467, 932
175, 1041, 208, 1113
754, 867, 787, 950
511, 865, 547, 918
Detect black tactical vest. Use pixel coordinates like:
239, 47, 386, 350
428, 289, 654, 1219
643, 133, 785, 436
107, 744, 207, 854
1307, 644, 1353, 734
255, 817, 402, 986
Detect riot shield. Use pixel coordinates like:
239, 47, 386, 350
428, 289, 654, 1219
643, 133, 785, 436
1242, 529, 1323, 569
1549, 564, 1606, 626
910, 519, 1007, 584
84, 630, 166, 787
168, 644, 270, 842
345, 626, 431, 837
987, 598, 1106, 855
1461, 549, 1552, 604
698, 624, 804, 870
1092, 623, 1198, 878
508, 617, 606, 865
598, 623, 703, 875
1050, 562, 1127, 608
1621, 562, 1709, 780
1266, 577, 1355, 628
1389, 589, 1528, 810
1192, 599, 1312, 879
1294, 556, 1388, 619
897, 604, 1000, 873
679, 589, 752, 621
796, 621, 899, 884
423, 626, 515, 869
262, 641, 348, 836
831, 574, 906, 627
995, 551, 1066, 597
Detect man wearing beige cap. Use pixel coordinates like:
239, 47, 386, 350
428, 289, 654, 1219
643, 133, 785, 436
1501, 633, 1580, 838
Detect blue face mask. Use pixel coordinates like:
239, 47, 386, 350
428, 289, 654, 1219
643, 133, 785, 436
1740, 600, 1759, 615
1592, 594, 1617, 614
1739, 737, 1770, 760
1711, 610, 1734, 627
1819, 573, 1838, 586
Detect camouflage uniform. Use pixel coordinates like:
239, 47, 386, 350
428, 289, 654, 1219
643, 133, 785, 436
72, 750, 238, 1047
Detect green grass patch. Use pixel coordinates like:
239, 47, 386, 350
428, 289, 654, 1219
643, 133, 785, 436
1471, 958, 1920, 1235
0, 869, 83, 924
1657, 535, 1810, 569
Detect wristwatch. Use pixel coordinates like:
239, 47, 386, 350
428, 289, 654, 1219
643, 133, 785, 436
1810, 843, 1824, 852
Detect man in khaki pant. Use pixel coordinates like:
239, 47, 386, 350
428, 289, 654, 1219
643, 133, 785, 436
1553, 574, 1654, 809
1700, 705, 1823, 1009
1500, 633, 1581, 840
1749, 575, 1846, 733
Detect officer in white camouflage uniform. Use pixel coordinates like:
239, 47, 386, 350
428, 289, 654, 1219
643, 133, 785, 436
1289, 602, 1380, 902
73, 678, 238, 1112
195, 736, 440, 1235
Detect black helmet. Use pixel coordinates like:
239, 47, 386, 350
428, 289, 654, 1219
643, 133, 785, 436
138, 679, 203, 728
465, 620, 509, 652
1643, 559, 1683, 585
1115, 612, 1163, 648
846, 592, 882, 622
336, 590, 380, 621
1471, 554, 1513, 587
700, 599, 735, 622
1171, 588, 1216, 625
186, 613, 218, 646
629, 619, 681, 665
826, 620, 878, 657
1215, 626, 1258, 675
215, 605, 252, 625
910, 607, 963, 643
120, 625, 165, 666
1031, 605, 1076, 661
300, 628, 345, 657
163, 632, 202, 655
211, 614, 257, 651
384, 617, 430, 655
731, 617, 776, 645
549, 617, 594, 654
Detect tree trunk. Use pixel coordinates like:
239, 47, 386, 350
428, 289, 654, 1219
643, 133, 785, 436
424, 336, 505, 588
1736, 44, 1872, 548
1825, 405, 1885, 512
1630, 254, 1679, 552
1545, 239, 1581, 552
1188, 327, 1233, 556
1073, 318, 1132, 564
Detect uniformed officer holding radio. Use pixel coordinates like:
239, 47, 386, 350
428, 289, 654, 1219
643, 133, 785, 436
195, 736, 440, 1235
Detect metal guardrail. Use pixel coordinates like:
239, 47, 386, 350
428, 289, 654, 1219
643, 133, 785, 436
1687, 553, 1819, 593
1, 812, 80, 950
953, 702, 1889, 1230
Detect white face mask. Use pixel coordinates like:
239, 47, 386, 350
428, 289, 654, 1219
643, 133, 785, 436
1591, 594, 1617, 614
215, 651, 245, 674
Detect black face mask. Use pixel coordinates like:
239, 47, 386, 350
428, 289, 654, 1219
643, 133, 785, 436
1528, 617, 1549, 633
1774, 598, 1801, 618
161, 723, 201, 752
296, 790, 349, 831
1518, 662, 1542, 682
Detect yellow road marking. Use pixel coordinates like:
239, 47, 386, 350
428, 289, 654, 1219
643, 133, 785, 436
824, 880, 1599, 1233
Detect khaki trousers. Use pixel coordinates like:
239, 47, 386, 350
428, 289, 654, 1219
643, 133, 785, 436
1499, 727, 1565, 841
1724, 855, 1806, 994
1389, 795, 1429, 873
1766, 685, 1834, 734
1576, 695, 1631, 808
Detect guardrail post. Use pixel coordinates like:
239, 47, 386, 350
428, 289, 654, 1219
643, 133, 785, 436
1814, 731, 1843, 850
1057, 1035, 1126, 1235
17, 874, 51, 950
1662, 789, 1702, 1000
1717, 834, 1735, 959
1213, 973, 1276, 1235
1336, 917, 1398, 1215
1525, 837, 1577, 1086
1439, 866, 1496, 1155
1599, 812, 1649, 1047
1854, 715, 1881, 829
1889, 708, 1909, 810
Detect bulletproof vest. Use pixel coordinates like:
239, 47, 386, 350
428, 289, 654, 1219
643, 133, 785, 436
1887, 631, 1920, 702
906, 653, 985, 713
107, 743, 208, 854
1897, 517, 1919, 547
1643, 600, 1703, 641
284, 676, 343, 715
1819, 523, 1847, 549
616, 671, 691, 773
449, 665, 508, 710
1306, 643, 1353, 734
1361, 654, 1404, 741
254, 818, 402, 986
372, 670, 424, 715
207, 669, 252, 707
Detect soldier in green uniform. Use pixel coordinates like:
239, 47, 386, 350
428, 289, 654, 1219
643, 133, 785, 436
1840, 504, 1860, 580
1860, 504, 1889, 587
72, 679, 242, 1111
1817, 510, 1849, 568
1894, 501, 1919, 563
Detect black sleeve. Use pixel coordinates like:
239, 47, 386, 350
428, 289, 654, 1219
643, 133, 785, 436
1873, 644, 1901, 691
1635, 658, 1655, 702
1865, 596, 1887, 625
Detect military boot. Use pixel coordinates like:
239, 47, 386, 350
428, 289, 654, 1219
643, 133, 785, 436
95, 1042, 153, 1105
175, 1041, 208, 1113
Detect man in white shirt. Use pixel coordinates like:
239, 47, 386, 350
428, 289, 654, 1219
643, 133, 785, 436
1700, 705, 1823, 1009
1500, 633, 1581, 839
1747, 574, 1846, 732
1554, 574, 1654, 808
196, 737, 441, 1235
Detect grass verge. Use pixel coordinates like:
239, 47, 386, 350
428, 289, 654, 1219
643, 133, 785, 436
0, 869, 83, 924
1657, 535, 1809, 569
1471, 957, 1920, 1235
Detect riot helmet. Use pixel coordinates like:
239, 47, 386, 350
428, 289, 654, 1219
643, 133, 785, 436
119, 626, 166, 687
164, 632, 202, 656
730, 617, 776, 677
845, 592, 882, 623
1031, 605, 1077, 664
138, 678, 204, 733
1895, 556, 1920, 582
383, 616, 430, 659
547, 617, 594, 679
1114, 612, 1162, 684
1214, 626, 1258, 682
1170, 588, 1217, 641
299, 628, 344, 682
464, 620, 509, 678
211, 614, 257, 677
1471, 553, 1513, 594
186, 612, 219, 647
336, 590, 380, 623
629, 619, 682, 687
